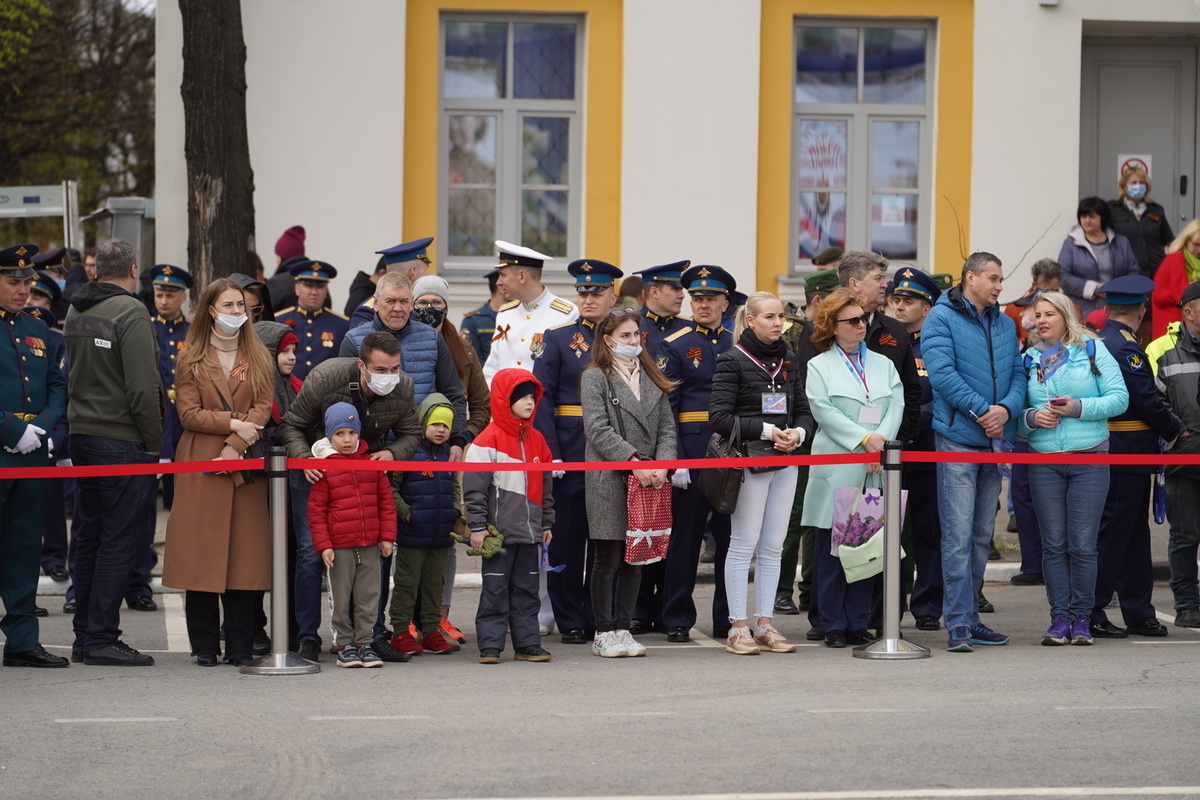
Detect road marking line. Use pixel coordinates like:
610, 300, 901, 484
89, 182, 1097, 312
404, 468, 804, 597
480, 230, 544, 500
308, 715, 431, 721
553, 711, 676, 718
161, 591, 189, 653
688, 628, 722, 648
1051, 706, 1163, 711
54, 718, 177, 723
437, 787, 1200, 800
805, 709, 900, 714
1130, 640, 1200, 645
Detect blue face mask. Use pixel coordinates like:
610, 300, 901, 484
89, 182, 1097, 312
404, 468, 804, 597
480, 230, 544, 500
1126, 183, 1147, 201
54, 278, 66, 291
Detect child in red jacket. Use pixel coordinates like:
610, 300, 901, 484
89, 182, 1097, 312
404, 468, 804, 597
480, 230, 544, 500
308, 402, 397, 668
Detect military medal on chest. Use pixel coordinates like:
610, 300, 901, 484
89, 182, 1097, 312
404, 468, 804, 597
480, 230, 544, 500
569, 332, 588, 359
321, 331, 335, 348
530, 332, 545, 359
686, 346, 703, 368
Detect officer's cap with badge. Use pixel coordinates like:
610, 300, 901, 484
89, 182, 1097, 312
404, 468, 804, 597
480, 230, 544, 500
931, 274, 955, 292
32, 246, 67, 271
22, 305, 56, 328
635, 260, 689, 285
147, 264, 194, 292
1099, 274, 1155, 306
812, 247, 843, 267
682, 264, 736, 296
494, 240, 552, 271
891, 266, 942, 305
377, 237, 434, 267
32, 271, 63, 305
1013, 287, 1048, 308
288, 260, 338, 284
568, 259, 622, 293
804, 268, 841, 297
0, 243, 39, 278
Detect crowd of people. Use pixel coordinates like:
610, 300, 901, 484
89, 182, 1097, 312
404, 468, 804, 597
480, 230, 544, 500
2, 164, 1199, 670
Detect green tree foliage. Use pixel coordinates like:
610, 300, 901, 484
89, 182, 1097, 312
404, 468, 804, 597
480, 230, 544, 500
0, 0, 154, 246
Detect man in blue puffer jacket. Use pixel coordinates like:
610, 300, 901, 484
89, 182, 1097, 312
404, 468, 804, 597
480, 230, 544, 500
922, 252, 1027, 653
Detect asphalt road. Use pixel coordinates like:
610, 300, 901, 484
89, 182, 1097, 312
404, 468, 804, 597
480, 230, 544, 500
3, 579, 1200, 800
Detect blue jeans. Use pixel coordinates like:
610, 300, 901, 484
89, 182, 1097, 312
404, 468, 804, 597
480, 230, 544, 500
69, 434, 158, 650
1166, 471, 1200, 610
1029, 462, 1108, 619
289, 471, 324, 645
936, 434, 1001, 630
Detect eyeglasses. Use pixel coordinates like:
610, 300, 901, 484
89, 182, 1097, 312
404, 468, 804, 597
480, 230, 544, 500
413, 299, 447, 309
609, 307, 639, 317
836, 314, 869, 326
249, 305, 265, 317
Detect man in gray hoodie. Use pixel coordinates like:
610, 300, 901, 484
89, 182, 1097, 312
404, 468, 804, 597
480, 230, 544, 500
63, 238, 164, 667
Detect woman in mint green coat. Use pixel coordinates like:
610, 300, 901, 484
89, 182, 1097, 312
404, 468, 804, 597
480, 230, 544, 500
801, 289, 905, 647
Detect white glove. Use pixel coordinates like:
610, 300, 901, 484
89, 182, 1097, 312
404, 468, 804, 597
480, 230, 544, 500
671, 468, 691, 489
15, 424, 46, 455
552, 459, 565, 480
56, 458, 72, 468
47, 437, 54, 456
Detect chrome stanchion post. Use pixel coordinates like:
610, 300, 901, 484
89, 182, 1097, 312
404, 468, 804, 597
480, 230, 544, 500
241, 446, 320, 675
854, 440, 930, 660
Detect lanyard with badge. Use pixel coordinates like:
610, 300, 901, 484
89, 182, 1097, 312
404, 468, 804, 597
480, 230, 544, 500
735, 344, 788, 415
837, 342, 882, 425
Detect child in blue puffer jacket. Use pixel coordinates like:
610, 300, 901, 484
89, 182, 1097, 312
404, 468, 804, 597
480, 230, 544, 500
388, 392, 461, 657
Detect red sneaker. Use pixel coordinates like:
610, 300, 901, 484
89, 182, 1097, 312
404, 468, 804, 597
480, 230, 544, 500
439, 617, 467, 644
390, 628, 422, 655
421, 628, 454, 655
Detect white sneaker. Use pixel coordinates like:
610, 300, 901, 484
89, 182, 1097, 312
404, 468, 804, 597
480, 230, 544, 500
593, 631, 628, 658
539, 622, 554, 636
616, 629, 646, 657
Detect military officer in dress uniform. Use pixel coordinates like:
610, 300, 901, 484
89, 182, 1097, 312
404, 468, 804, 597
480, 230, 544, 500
635, 260, 691, 364
483, 241, 578, 384
349, 237, 435, 327
640, 265, 736, 641
31, 246, 72, 322
1091, 275, 1179, 638
0, 243, 69, 667
275, 260, 350, 381
533, 258, 622, 644
460, 268, 502, 364
148, 264, 193, 513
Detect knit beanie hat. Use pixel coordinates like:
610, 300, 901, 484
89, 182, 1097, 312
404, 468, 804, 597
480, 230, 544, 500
324, 402, 361, 439
425, 406, 455, 429
412, 274, 450, 306
510, 381, 537, 407
275, 225, 306, 261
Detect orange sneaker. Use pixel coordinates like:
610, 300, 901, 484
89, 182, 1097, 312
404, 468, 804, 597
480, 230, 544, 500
421, 628, 454, 655
439, 618, 467, 644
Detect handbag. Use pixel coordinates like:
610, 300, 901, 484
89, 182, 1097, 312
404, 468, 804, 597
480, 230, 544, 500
700, 422, 744, 514
218, 393, 273, 478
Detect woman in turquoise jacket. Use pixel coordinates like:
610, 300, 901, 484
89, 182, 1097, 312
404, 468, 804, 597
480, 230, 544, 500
1019, 291, 1128, 647
802, 289, 905, 648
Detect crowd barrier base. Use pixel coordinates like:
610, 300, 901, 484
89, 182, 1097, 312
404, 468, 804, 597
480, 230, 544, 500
241, 446, 319, 676
854, 441, 930, 661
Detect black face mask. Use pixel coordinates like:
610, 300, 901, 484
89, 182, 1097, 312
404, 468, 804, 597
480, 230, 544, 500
413, 306, 446, 328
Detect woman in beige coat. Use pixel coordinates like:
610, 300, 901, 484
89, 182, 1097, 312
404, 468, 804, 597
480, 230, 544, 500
162, 278, 275, 666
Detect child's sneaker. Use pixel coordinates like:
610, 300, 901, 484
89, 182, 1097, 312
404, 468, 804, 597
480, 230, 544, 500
615, 629, 646, 657
478, 648, 501, 664
335, 645, 363, 668
514, 645, 552, 662
439, 618, 467, 644
592, 631, 626, 658
421, 628, 454, 655
391, 626, 422, 656
1042, 615, 1072, 646
1070, 617, 1093, 646
358, 645, 383, 667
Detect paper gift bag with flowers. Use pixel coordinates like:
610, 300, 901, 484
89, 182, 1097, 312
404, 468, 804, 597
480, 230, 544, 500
831, 479, 907, 583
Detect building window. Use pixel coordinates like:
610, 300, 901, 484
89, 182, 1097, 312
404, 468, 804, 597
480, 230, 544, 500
440, 16, 582, 269
792, 22, 934, 272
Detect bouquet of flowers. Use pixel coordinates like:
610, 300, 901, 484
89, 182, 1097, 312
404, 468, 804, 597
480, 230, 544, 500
832, 505, 884, 548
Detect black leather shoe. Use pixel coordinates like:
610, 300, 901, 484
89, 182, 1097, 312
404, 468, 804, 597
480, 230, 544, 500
806, 626, 825, 641
224, 655, 253, 667
62, 598, 77, 614
666, 626, 691, 643
253, 630, 271, 656
71, 648, 84, 663
773, 597, 800, 615
1127, 617, 1169, 637
84, 641, 154, 666
797, 596, 811, 612
371, 637, 413, 662
845, 629, 876, 645
34, 605, 48, 617
195, 653, 220, 667
712, 626, 730, 639
988, 543, 1002, 561
978, 591, 995, 614
824, 630, 847, 648
915, 615, 941, 631
628, 619, 650, 636
1090, 619, 1128, 638
126, 596, 157, 612
297, 640, 320, 662
1174, 607, 1200, 628
3, 644, 69, 668
560, 628, 587, 644
1010, 572, 1044, 585
47, 565, 69, 582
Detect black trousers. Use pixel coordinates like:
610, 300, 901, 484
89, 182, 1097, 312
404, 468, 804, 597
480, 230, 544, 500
590, 540, 643, 633
546, 472, 595, 632
1092, 472, 1155, 625
186, 589, 263, 660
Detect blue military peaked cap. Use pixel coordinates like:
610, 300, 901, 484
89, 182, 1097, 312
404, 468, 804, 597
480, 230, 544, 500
682, 265, 736, 296
1098, 274, 1156, 305
147, 264, 194, 291
0, 243, 38, 277
376, 237, 434, 266
568, 259, 622, 292
31, 271, 62, 304
635, 260, 689, 284
32, 246, 66, 269
289, 260, 338, 282
891, 266, 941, 304
22, 305, 56, 327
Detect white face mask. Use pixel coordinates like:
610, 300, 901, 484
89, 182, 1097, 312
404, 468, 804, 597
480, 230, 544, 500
214, 312, 246, 334
610, 342, 643, 359
366, 373, 400, 396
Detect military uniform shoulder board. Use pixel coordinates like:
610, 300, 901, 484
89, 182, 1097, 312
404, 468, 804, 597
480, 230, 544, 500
1121, 330, 1138, 343
328, 310, 348, 320
275, 306, 297, 315
499, 299, 521, 312
363, 296, 377, 309
550, 298, 575, 314
462, 309, 478, 318
663, 327, 691, 343
549, 319, 577, 331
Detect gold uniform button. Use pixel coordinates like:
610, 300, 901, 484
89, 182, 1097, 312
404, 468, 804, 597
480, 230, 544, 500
21, 356, 26, 362
516, 360, 523, 365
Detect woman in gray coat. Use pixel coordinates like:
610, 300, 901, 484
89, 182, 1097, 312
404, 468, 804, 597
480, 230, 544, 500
582, 308, 677, 658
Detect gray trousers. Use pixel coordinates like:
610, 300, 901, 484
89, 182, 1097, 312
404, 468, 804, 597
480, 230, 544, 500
328, 544, 382, 648
475, 542, 540, 653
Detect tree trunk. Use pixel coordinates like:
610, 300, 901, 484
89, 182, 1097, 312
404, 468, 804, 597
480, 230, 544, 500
179, 0, 255, 289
